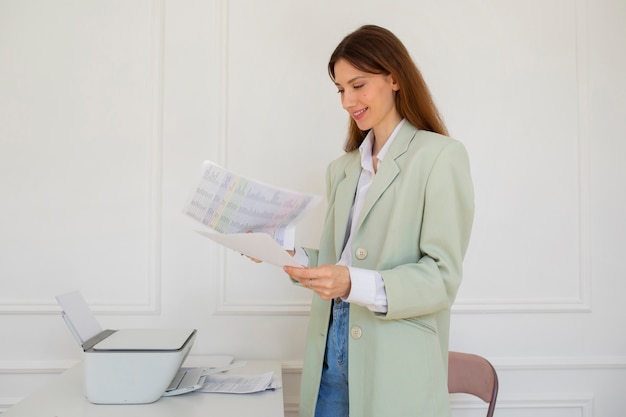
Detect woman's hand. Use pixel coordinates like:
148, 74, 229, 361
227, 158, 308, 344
283, 264, 351, 301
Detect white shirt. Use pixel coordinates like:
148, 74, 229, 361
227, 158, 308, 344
294, 119, 406, 313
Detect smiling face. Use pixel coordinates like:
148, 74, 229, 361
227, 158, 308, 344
333, 58, 402, 141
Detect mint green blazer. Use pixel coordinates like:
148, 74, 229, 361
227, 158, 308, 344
299, 122, 475, 417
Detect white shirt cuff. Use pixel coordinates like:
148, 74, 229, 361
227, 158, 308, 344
345, 267, 388, 313
292, 246, 309, 267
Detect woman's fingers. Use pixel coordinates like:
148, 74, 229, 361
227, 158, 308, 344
283, 265, 351, 300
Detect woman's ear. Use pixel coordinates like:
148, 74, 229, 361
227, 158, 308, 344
390, 74, 400, 91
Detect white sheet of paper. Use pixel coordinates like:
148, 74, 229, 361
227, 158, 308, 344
55, 291, 103, 344
198, 371, 276, 394
197, 231, 303, 268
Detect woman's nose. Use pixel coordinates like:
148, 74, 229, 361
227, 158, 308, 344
341, 90, 356, 109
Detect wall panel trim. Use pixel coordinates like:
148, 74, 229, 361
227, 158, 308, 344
454, 0, 591, 315
0, 0, 166, 316
211, 0, 312, 316
452, 394, 594, 416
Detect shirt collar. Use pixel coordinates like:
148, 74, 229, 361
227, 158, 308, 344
359, 119, 406, 173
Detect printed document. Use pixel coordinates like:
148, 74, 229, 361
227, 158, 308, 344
198, 371, 280, 394
184, 160, 321, 266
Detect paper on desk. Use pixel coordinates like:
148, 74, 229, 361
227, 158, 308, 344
184, 160, 322, 249
198, 371, 279, 394
197, 230, 303, 268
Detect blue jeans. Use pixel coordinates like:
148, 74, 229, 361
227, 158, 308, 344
315, 300, 350, 417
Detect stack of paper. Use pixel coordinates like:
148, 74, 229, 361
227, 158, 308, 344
198, 371, 281, 394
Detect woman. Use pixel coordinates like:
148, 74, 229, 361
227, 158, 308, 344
284, 25, 474, 417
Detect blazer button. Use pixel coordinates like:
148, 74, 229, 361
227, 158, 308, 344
350, 326, 362, 339
355, 247, 368, 260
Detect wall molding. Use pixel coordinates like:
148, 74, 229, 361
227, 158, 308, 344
452, 296, 591, 314
280, 355, 626, 373
214, 248, 312, 314
3, 354, 622, 375
452, 394, 593, 416
492, 355, 626, 370
0, 0, 165, 316
443, 0, 591, 315
210, 0, 311, 316
215, 297, 311, 315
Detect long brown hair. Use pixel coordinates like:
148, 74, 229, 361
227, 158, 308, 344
328, 25, 448, 152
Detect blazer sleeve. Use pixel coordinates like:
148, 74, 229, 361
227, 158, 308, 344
380, 140, 474, 320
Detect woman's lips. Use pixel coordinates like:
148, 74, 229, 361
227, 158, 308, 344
352, 108, 368, 120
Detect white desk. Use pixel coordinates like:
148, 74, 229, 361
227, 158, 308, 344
2, 359, 284, 417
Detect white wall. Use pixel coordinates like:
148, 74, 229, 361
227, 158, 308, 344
1, 0, 625, 415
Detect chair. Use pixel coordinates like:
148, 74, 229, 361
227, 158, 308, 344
448, 351, 499, 417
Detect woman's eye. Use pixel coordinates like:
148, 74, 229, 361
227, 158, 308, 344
337, 89, 344, 94
353, 84, 364, 89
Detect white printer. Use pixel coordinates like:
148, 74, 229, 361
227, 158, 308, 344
56, 291, 197, 404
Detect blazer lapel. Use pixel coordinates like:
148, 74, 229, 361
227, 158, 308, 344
333, 155, 361, 259
355, 123, 418, 231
